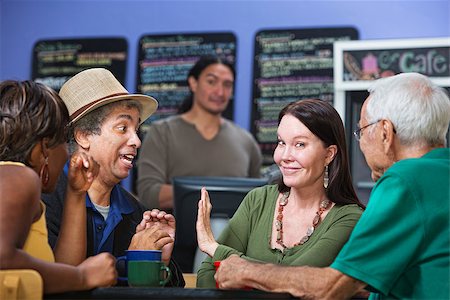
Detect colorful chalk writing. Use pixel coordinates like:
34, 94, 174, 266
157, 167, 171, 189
343, 47, 449, 81
136, 33, 236, 130
32, 38, 127, 91
251, 28, 358, 164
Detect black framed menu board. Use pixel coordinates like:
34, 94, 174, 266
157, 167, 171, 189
136, 32, 237, 130
251, 27, 358, 164
32, 38, 127, 91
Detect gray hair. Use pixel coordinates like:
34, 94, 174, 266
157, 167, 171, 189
366, 72, 450, 147
68, 100, 142, 154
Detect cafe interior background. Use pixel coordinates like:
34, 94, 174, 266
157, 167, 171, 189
1, 0, 449, 204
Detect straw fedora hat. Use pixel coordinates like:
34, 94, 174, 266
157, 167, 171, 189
59, 68, 158, 124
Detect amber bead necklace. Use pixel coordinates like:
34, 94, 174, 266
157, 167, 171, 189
275, 191, 331, 249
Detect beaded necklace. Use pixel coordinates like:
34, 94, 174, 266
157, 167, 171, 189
275, 191, 331, 249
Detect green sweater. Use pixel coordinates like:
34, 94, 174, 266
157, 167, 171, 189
197, 184, 363, 288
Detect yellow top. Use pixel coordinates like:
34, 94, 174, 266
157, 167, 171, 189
0, 161, 26, 166
23, 201, 55, 262
0, 161, 55, 262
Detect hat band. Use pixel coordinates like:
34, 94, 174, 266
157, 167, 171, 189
70, 92, 129, 121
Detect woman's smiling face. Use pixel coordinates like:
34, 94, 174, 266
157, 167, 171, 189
273, 114, 330, 190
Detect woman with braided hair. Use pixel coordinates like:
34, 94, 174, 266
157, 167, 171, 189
0, 80, 116, 294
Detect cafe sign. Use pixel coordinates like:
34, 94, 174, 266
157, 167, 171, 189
334, 37, 450, 87
333, 37, 450, 121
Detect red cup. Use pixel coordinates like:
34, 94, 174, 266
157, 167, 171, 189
214, 261, 221, 288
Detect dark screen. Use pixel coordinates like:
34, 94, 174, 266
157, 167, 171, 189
172, 176, 268, 273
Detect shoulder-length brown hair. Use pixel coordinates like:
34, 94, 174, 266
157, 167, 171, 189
277, 99, 364, 208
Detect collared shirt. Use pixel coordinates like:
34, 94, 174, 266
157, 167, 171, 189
63, 162, 134, 255
331, 148, 450, 299
43, 163, 186, 287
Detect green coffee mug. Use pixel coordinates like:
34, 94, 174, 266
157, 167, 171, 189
127, 261, 171, 287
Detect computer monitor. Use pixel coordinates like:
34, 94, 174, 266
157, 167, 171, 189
172, 176, 268, 273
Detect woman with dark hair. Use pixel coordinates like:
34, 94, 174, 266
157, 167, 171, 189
276, 99, 359, 206
197, 99, 364, 288
0, 80, 116, 294
137, 55, 261, 214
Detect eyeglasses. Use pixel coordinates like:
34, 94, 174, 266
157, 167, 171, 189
353, 120, 381, 141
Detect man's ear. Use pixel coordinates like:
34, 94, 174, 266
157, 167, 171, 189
380, 119, 396, 154
74, 130, 90, 150
188, 76, 197, 93
325, 145, 338, 166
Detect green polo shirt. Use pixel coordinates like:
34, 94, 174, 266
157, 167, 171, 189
331, 148, 450, 299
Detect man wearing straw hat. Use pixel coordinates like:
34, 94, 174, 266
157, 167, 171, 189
42, 68, 185, 287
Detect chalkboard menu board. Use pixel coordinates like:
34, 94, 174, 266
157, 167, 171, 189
136, 32, 236, 130
342, 46, 450, 81
32, 38, 128, 91
251, 27, 358, 163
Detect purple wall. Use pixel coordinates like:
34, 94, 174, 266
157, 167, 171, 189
1, 0, 448, 190
1, 0, 448, 129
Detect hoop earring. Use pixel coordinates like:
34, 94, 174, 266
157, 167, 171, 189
39, 156, 49, 187
323, 165, 329, 189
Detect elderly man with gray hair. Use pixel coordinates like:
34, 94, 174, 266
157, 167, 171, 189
214, 72, 450, 300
